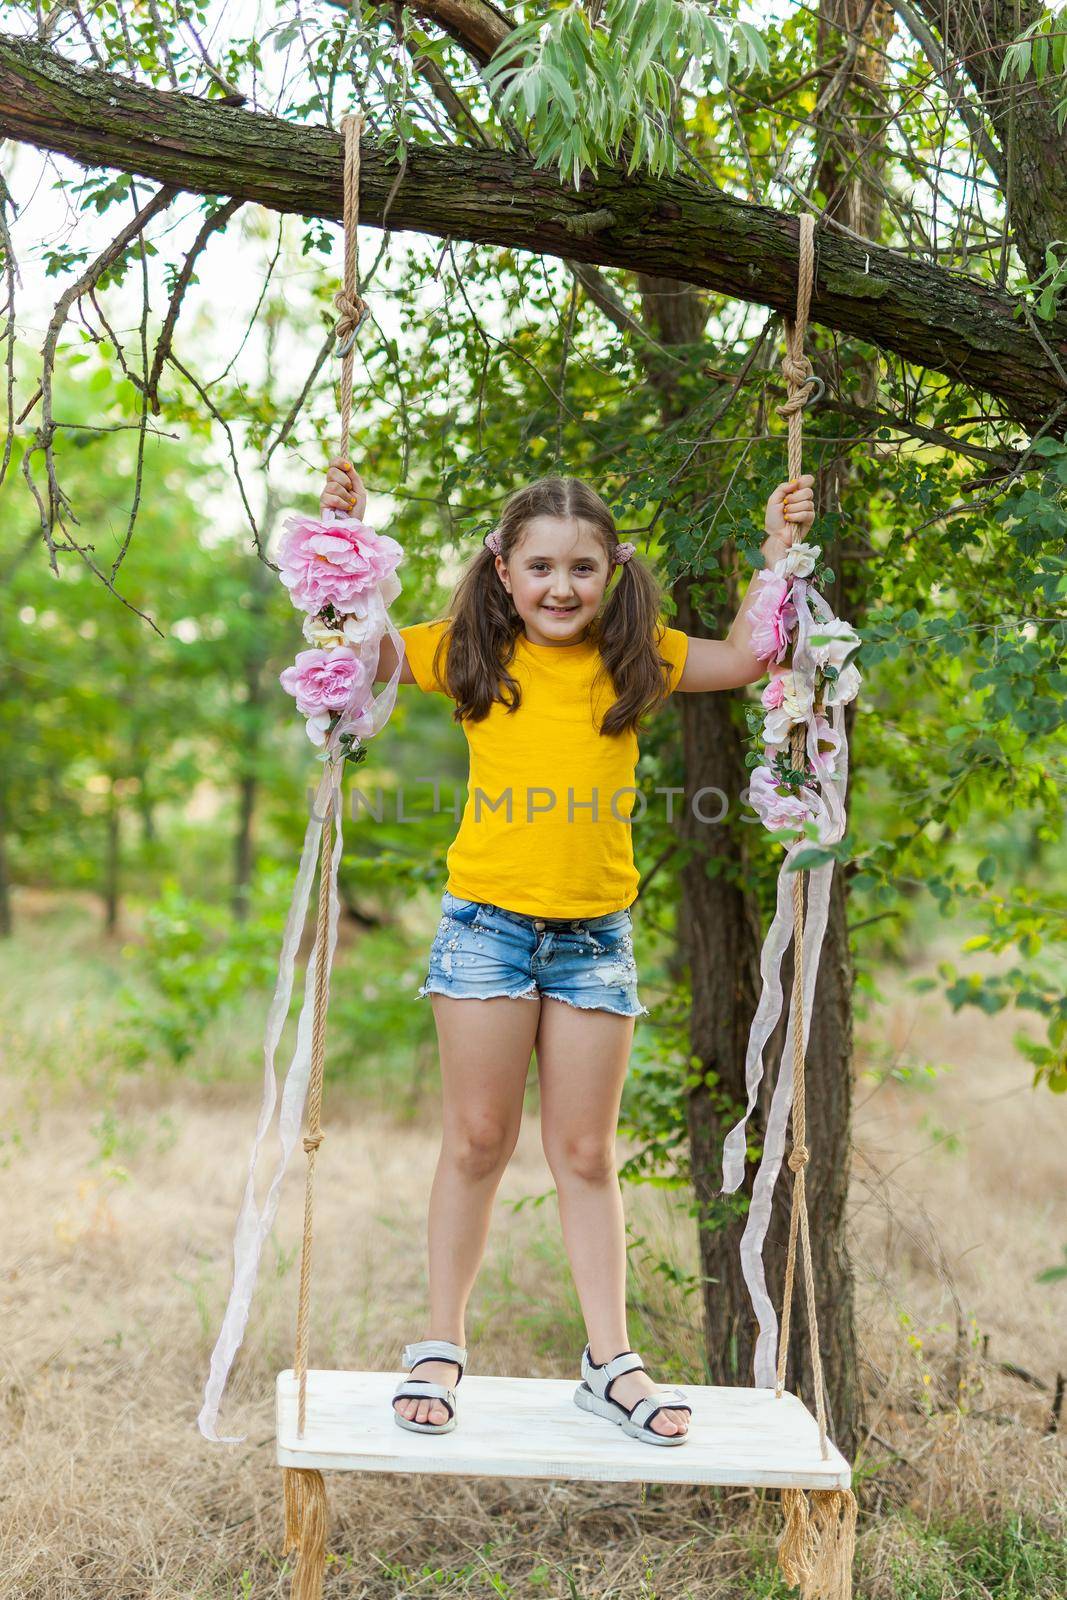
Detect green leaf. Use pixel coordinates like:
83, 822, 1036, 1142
540, 62, 577, 119
735, 20, 771, 75
523, 70, 543, 120
710, 18, 730, 77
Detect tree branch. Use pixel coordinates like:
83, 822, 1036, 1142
1, 34, 1065, 430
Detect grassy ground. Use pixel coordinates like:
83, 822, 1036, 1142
1, 890, 1064, 1598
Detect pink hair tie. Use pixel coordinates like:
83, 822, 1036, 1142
613, 542, 635, 565
484, 528, 503, 555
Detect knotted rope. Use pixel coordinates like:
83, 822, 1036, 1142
767, 213, 859, 1600
333, 113, 367, 463
292, 809, 334, 1439
282, 112, 370, 1600
776, 214, 817, 470
767, 213, 829, 1449
290, 112, 370, 1441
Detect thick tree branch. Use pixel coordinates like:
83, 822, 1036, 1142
375, 0, 510, 66
1, 34, 1065, 430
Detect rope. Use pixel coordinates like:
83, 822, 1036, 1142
334, 114, 367, 464
289, 116, 367, 1441
769, 214, 832, 1461
293, 808, 334, 1437
280, 116, 373, 1600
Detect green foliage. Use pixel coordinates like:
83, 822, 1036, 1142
117, 874, 288, 1067
1000, 10, 1067, 130
875, 1512, 1067, 1600
482, 0, 768, 183
1013, 240, 1067, 322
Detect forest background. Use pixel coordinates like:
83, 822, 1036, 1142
0, 1, 1064, 1595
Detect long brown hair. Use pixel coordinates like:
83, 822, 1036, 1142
426, 477, 674, 735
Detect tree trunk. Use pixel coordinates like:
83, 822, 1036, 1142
673, 585, 767, 1382
0, 772, 11, 938
0, 35, 1063, 429
748, 0, 905, 1452
631, 273, 768, 1397
232, 544, 275, 921
632, 264, 860, 1445
232, 769, 258, 922
104, 782, 121, 936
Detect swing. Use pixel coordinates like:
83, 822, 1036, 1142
198, 119, 858, 1600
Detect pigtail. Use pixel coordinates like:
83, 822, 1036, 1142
439, 544, 523, 723
592, 553, 674, 736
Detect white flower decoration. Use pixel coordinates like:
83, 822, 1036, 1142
822, 662, 862, 706
762, 706, 797, 746
773, 541, 821, 580
302, 615, 347, 651
808, 618, 861, 671
779, 670, 815, 721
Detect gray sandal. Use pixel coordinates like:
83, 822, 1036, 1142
574, 1344, 692, 1446
392, 1338, 467, 1434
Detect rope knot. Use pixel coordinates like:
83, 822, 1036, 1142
777, 349, 815, 421
780, 350, 813, 389
788, 1143, 810, 1172
303, 1131, 325, 1154
333, 288, 368, 348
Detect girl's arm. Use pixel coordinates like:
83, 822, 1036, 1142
320, 458, 417, 686
675, 474, 815, 692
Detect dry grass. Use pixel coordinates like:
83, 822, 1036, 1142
1, 894, 1064, 1598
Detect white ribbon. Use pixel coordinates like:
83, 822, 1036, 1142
197, 594, 405, 1444
720, 579, 853, 1387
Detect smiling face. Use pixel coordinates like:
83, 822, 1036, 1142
495, 514, 612, 647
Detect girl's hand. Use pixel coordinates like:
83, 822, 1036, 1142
320, 457, 367, 520
762, 473, 815, 562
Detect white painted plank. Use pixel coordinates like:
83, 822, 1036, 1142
276, 1369, 851, 1490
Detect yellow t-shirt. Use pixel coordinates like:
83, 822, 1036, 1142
396, 619, 689, 917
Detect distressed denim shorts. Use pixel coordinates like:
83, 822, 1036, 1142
416, 890, 649, 1018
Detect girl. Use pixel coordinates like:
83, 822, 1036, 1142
320, 462, 814, 1446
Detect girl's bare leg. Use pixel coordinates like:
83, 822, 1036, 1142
536, 998, 689, 1437
395, 992, 541, 1425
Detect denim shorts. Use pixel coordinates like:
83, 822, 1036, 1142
415, 890, 649, 1018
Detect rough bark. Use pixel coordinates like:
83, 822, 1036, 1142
1, 35, 1065, 430
379, 0, 513, 66
672, 587, 768, 1384
632, 271, 789, 1419
766, 0, 902, 1452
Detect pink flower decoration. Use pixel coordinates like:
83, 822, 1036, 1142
761, 672, 787, 711
279, 647, 371, 718
277, 513, 403, 616
748, 766, 814, 833
749, 571, 797, 664
811, 713, 842, 776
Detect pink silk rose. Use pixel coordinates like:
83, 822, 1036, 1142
749, 571, 797, 665
761, 669, 788, 710
277, 513, 403, 615
747, 765, 814, 833
279, 647, 372, 718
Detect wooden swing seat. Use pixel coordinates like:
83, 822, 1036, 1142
276, 1369, 851, 1490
